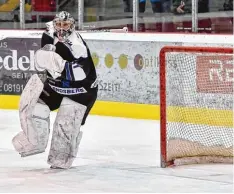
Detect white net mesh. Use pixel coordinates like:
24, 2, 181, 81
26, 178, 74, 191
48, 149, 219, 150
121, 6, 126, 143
162, 50, 233, 166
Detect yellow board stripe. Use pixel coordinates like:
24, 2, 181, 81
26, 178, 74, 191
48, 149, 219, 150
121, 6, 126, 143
168, 106, 233, 127
0, 95, 232, 127
0, 95, 160, 120
0, 95, 20, 109
91, 101, 160, 120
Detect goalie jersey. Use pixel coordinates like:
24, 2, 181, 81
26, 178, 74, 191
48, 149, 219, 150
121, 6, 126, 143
41, 29, 97, 95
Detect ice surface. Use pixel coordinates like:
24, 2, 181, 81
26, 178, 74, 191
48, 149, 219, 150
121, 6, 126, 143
0, 110, 233, 193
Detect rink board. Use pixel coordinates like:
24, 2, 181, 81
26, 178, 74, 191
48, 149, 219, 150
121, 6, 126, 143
0, 31, 233, 122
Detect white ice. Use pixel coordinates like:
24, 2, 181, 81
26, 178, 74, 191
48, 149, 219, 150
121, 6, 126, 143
0, 110, 233, 193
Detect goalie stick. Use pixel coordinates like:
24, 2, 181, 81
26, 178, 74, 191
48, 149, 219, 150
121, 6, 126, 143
78, 27, 128, 33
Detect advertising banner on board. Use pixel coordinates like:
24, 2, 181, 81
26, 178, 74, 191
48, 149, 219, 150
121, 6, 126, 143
0, 38, 45, 95
0, 38, 163, 104
196, 55, 233, 94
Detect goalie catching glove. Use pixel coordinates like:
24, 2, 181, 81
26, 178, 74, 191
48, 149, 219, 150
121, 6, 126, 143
35, 44, 86, 81
34, 44, 65, 79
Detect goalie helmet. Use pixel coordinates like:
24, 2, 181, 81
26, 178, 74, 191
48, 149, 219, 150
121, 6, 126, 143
53, 11, 75, 41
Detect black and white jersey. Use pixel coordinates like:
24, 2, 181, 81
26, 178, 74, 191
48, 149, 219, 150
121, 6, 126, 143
41, 29, 97, 95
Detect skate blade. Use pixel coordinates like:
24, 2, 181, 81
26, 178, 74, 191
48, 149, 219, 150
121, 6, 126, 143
20, 150, 44, 157
50, 166, 62, 169
50, 166, 66, 169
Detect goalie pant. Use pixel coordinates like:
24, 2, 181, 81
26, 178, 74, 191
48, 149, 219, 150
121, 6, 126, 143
12, 74, 97, 169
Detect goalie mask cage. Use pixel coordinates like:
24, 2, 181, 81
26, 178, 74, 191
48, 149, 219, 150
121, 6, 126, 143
160, 46, 233, 167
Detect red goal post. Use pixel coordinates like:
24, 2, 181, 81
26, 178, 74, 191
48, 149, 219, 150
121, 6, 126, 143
159, 46, 233, 167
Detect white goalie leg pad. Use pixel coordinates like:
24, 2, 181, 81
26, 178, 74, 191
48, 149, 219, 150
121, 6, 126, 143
12, 74, 50, 157
47, 97, 87, 169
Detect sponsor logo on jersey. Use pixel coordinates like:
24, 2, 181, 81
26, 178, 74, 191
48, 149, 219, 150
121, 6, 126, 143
49, 84, 87, 95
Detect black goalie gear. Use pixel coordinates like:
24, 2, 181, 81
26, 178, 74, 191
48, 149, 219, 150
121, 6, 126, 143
12, 10, 98, 169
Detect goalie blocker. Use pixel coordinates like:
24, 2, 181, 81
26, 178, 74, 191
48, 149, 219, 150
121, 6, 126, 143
12, 11, 98, 169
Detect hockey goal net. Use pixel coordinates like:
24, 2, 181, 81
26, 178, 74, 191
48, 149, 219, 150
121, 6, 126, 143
160, 46, 233, 167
